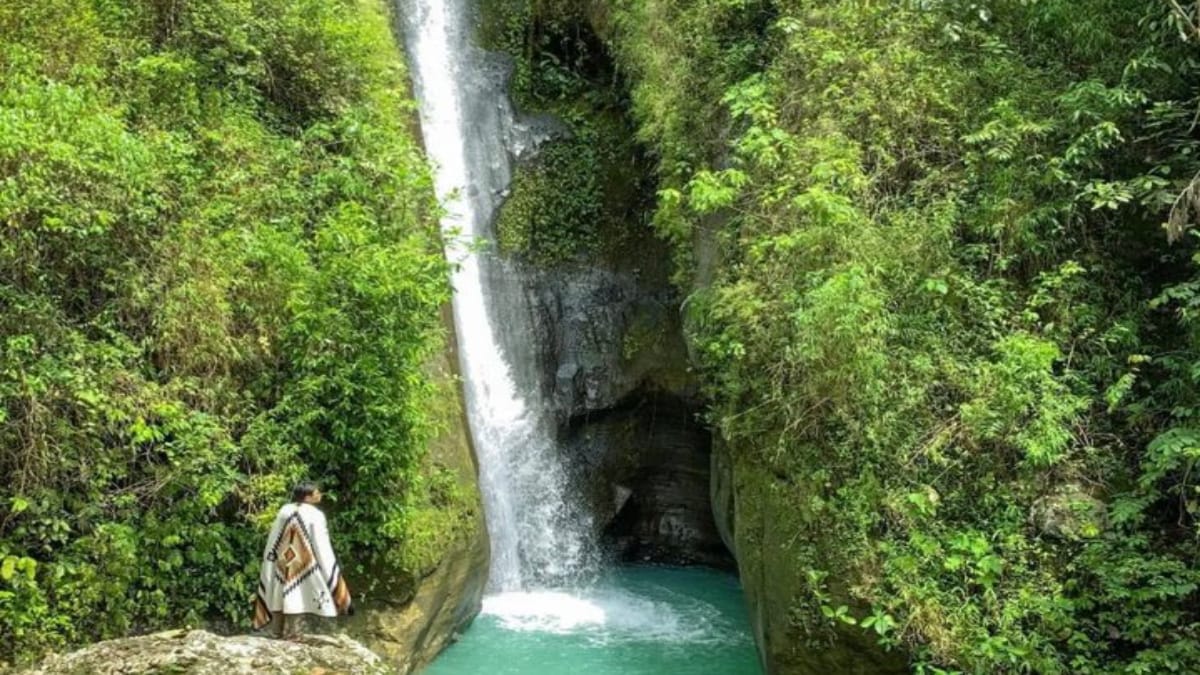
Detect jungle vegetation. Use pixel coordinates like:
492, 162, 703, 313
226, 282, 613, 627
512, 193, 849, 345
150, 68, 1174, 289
0, 0, 474, 664
8, 0, 1200, 672
492, 0, 1200, 672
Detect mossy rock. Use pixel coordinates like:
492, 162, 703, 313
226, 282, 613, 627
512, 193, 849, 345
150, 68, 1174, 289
495, 104, 647, 268
717, 440, 910, 675
495, 133, 603, 265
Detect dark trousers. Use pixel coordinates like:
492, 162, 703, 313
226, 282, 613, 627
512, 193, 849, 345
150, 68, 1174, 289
268, 613, 329, 639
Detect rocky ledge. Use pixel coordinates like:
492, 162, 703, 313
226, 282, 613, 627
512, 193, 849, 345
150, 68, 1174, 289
20, 629, 392, 675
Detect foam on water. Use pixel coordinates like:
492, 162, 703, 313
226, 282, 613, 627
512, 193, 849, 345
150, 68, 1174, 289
425, 567, 763, 675
481, 582, 742, 646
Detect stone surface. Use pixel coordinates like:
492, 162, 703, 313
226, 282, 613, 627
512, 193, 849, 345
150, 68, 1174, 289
22, 629, 391, 675
709, 435, 737, 557
570, 394, 732, 569
1030, 482, 1107, 540
528, 265, 696, 419
521, 258, 727, 568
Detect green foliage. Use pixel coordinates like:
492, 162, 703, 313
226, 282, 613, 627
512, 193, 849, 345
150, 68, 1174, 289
603, 0, 1200, 671
496, 114, 634, 265
496, 133, 603, 265
482, 0, 649, 266
0, 0, 470, 663
478, 0, 610, 110
959, 334, 1087, 467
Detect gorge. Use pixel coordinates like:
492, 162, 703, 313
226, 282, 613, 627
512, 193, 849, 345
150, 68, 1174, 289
401, 0, 760, 672
4, 0, 1200, 673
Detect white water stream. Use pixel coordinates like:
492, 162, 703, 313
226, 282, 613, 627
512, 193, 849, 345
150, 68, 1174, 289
398, 11, 762, 673
399, 0, 597, 592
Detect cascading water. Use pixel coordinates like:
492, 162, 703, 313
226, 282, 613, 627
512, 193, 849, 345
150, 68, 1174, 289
399, 0, 596, 591
400, 2, 763, 672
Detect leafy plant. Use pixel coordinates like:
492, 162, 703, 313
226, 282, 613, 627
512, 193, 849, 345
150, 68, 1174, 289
0, 0, 473, 663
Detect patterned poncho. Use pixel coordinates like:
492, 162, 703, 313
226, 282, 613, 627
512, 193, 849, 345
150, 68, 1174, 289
253, 502, 351, 629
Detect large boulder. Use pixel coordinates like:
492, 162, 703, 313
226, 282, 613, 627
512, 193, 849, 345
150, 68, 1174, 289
1030, 483, 1107, 540
22, 629, 390, 675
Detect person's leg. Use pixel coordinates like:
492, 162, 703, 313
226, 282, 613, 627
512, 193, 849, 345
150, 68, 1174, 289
283, 613, 303, 639
268, 613, 285, 639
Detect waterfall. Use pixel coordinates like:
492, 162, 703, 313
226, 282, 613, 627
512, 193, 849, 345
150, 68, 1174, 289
399, 0, 597, 591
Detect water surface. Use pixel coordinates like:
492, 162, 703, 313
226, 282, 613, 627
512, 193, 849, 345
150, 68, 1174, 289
426, 566, 762, 675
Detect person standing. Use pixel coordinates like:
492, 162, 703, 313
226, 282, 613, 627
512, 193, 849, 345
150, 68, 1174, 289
253, 481, 352, 638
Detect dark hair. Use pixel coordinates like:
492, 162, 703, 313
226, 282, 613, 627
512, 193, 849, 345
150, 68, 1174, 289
291, 481, 320, 503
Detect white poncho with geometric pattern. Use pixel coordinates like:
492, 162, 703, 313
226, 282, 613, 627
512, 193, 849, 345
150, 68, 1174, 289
252, 502, 350, 629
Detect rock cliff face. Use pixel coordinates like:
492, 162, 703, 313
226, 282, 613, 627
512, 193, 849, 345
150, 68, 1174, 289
690, 218, 903, 674
530, 266, 687, 419
472, 0, 731, 573
711, 440, 909, 675
519, 250, 732, 569
568, 392, 730, 568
